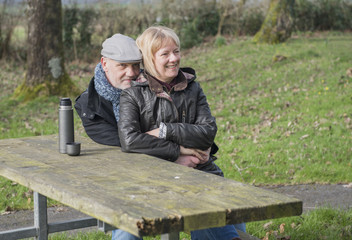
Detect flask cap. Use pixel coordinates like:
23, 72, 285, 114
60, 98, 72, 106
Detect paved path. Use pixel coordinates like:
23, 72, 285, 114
1, 184, 351, 234
263, 183, 352, 212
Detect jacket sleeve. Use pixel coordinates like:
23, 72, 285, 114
164, 82, 217, 150
74, 94, 120, 146
118, 90, 180, 161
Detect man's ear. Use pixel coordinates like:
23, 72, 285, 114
101, 57, 108, 72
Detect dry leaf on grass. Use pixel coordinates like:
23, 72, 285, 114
280, 223, 285, 233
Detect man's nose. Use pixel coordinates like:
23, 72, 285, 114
126, 66, 138, 76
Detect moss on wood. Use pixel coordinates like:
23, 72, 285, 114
252, 0, 295, 44
13, 73, 80, 101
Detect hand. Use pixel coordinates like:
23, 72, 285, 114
199, 147, 211, 164
145, 128, 159, 137
180, 146, 208, 164
175, 155, 200, 168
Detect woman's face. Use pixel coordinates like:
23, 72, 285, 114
153, 39, 180, 83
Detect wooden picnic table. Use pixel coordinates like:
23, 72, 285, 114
0, 135, 302, 239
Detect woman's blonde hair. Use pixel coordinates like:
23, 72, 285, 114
136, 26, 180, 79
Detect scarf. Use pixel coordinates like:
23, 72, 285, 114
94, 63, 122, 122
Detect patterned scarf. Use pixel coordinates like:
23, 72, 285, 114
94, 63, 122, 122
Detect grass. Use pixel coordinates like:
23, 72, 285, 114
1, 32, 352, 239
247, 207, 352, 240
183, 33, 352, 185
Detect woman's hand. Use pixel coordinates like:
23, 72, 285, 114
180, 146, 208, 164
145, 128, 159, 137
175, 155, 200, 168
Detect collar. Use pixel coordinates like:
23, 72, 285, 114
146, 70, 188, 93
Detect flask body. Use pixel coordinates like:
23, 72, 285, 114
59, 98, 74, 153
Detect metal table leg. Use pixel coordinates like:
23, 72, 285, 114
34, 192, 48, 240
161, 232, 179, 240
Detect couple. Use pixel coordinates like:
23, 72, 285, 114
75, 26, 245, 240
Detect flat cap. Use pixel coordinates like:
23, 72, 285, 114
101, 34, 142, 63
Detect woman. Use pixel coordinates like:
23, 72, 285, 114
117, 26, 245, 240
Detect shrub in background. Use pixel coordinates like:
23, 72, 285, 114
294, 0, 352, 31
77, 8, 96, 48
239, 6, 266, 36
3, 0, 352, 63
179, 20, 203, 49
63, 7, 78, 49
214, 35, 226, 47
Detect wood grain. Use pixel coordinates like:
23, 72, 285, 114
0, 135, 302, 237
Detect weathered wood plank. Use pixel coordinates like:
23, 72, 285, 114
0, 135, 302, 237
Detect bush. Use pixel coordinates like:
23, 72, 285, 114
3, 0, 352, 63
294, 0, 352, 31
63, 7, 78, 49
240, 7, 265, 35
179, 20, 203, 49
214, 35, 226, 47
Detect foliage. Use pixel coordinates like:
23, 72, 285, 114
294, 0, 352, 32
239, 6, 266, 36
0, 0, 25, 59
214, 35, 227, 47
77, 8, 96, 48
179, 20, 203, 49
63, 6, 79, 49
3, 0, 352, 62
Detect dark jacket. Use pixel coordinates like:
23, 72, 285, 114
74, 77, 120, 146
118, 68, 223, 175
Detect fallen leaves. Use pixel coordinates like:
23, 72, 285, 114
261, 221, 299, 240
346, 68, 352, 78
300, 134, 309, 140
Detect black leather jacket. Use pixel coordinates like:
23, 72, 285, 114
74, 77, 120, 146
118, 68, 223, 175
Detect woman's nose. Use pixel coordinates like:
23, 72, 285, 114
169, 53, 180, 62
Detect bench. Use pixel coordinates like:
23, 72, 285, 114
0, 135, 302, 239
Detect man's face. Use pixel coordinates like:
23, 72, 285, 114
101, 57, 140, 90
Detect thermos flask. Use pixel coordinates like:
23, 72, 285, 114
59, 98, 74, 153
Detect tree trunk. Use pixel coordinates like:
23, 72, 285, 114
14, 0, 78, 100
253, 0, 295, 44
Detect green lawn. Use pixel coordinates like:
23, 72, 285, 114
1, 32, 352, 240
183, 33, 352, 185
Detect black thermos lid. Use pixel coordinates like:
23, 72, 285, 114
60, 97, 72, 106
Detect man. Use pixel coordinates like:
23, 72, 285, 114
75, 34, 142, 147
75, 34, 146, 240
